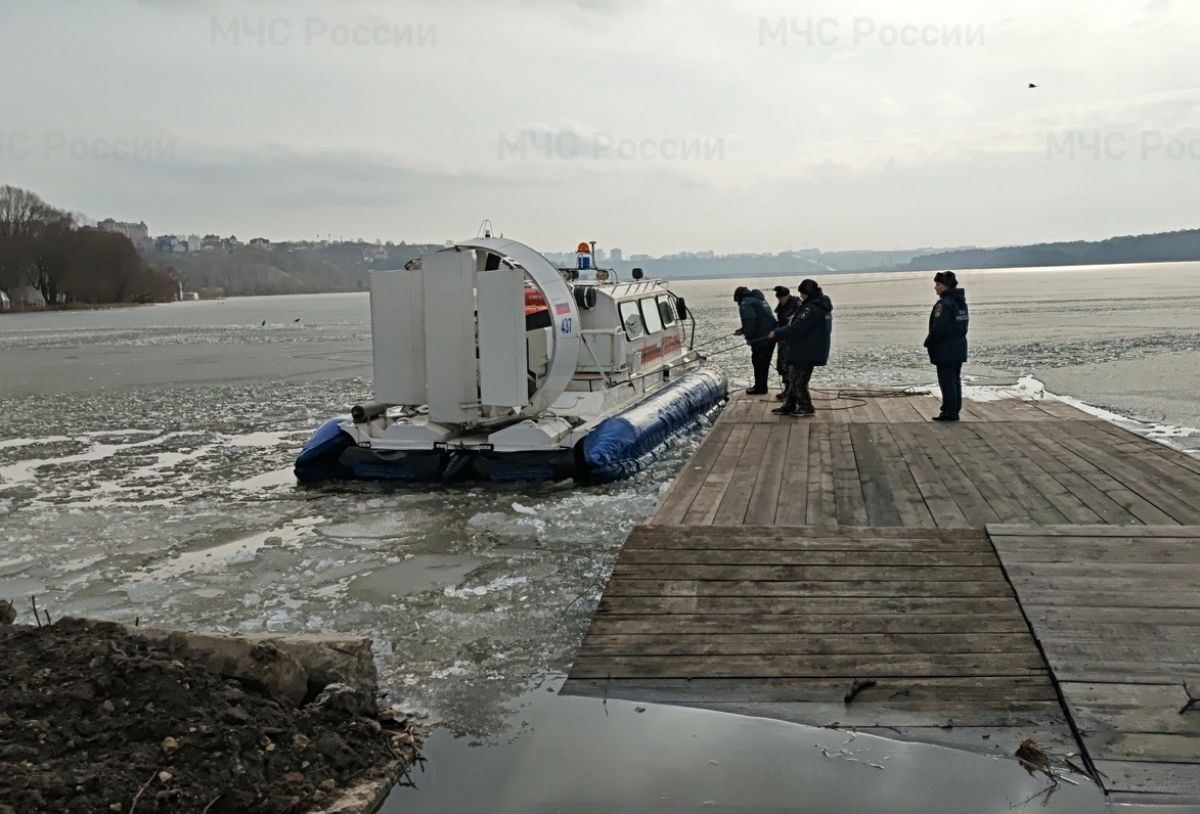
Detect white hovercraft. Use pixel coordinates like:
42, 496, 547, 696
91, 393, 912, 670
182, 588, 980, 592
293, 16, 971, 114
295, 234, 727, 484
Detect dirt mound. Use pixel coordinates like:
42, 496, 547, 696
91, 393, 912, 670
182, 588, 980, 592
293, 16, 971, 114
0, 618, 419, 813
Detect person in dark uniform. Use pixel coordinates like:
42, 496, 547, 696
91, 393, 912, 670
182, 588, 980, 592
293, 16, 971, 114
767, 279, 833, 417
924, 270, 969, 422
772, 285, 802, 400
733, 286, 776, 394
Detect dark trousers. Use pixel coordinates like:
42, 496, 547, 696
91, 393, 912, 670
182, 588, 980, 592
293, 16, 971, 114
776, 346, 790, 389
750, 342, 775, 391
936, 363, 963, 417
783, 364, 814, 413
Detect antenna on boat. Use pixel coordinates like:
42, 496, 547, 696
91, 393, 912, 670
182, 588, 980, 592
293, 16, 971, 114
478, 219, 494, 239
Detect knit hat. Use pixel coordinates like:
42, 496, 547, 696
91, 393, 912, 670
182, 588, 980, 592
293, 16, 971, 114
798, 279, 821, 298
934, 270, 958, 288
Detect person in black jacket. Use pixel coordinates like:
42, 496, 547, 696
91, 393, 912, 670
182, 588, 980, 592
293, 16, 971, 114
923, 270, 970, 422
767, 279, 833, 416
772, 286, 802, 400
733, 286, 776, 395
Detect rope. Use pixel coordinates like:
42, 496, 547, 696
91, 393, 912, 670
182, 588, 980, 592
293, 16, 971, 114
808, 388, 928, 411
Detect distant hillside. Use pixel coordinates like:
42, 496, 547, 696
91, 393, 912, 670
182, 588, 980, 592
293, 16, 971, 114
604, 247, 945, 280
907, 229, 1200, 271
153, 242, 440, 296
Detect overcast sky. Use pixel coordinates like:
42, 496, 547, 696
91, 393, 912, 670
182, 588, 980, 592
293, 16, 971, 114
2, 0, 1198, 254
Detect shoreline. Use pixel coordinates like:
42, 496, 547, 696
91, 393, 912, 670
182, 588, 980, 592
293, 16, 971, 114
0, 616, 423, 814
0, 301, 168, 315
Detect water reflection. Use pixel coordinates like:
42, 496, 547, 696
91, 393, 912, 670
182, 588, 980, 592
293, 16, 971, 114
383, 679, 1115, 814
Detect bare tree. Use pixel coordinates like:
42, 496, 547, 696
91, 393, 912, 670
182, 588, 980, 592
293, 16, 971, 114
0, 185, 174, 305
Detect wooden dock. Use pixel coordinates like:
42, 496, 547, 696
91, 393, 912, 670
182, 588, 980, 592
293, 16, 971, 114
563, 390, 1200, 804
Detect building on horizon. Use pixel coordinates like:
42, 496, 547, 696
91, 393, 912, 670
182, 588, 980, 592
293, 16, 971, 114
99, 218, 153, 251
609, 248, 623, 263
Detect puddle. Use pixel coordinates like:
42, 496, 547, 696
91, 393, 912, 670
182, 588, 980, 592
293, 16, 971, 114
346, 556, 485, 601
382, 680, 1112, 814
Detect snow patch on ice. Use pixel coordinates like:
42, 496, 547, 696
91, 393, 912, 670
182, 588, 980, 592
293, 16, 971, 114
443, 575, 530, 599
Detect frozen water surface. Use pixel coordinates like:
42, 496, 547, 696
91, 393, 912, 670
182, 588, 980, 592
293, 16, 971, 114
2, 269, 1199, 808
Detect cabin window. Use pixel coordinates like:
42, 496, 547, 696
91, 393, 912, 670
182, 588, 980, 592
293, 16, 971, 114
657, 295, 676, 327
640, 297, 664, 335
620, 300, 644, 339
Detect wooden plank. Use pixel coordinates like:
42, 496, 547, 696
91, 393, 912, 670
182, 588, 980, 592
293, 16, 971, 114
1060, 683, 1200, 736
609, 564, 1005, 582
804, 424, 837, 526
1072, 422, 1200, 497
586, 613, 1032, 635
989, 525, 1200, 538
602, 579, 1013, 598
875, 394, 928, 424
869, 422, 937, 528
995, 525, 1200, 803
988, 541, 1200, 564
847, 423, 903, 526
651, 423, 733, 524
1091, 760, 1200, 799
577, 632, 1040, 657
886, 422, 972, 528
905, 421, 1002, 527
744, 424, 789, 525
971, 424, 1103, 525
1019, 606, 1200, 628
993, 589, 1200, 608
619, 549, 998, 566
596, 595, 1023, 615
937, 429, 1033, 524
1081, 732, 1200, 764
908, 396, 941, 421
1052, 430, 1197, 524
830, 423, 869, 525
1006, 560, 1200, 580
965, 425, 1068, 524
623, 536, 990, 552
568, 653, 1050, 679
772, 424, 810, 526
990, 423, 1134, 524
562, 675, 1059, 703
856, 396, 890, 423
680, 423, 753, 525
712, 424, 774, 525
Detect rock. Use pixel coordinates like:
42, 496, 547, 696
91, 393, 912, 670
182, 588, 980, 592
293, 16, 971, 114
313, 683, 372, 719
157, 771, 173, 784
161, 736, 179, 755
73, 621, 310, 707
318, 778, 337, 792
283, 772, 305, 784
0, 599, 15, 625
246, 634, 378, 707
292, 733, 311, 750
71, 620, 380, 711
222, 705, 250, 725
